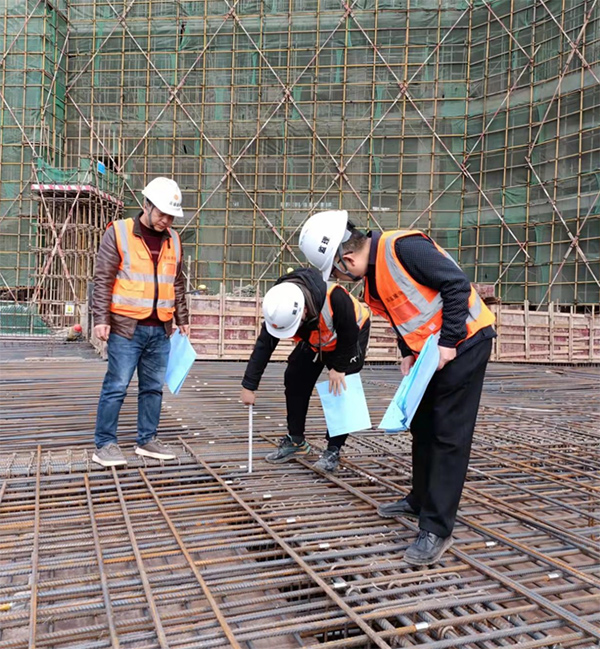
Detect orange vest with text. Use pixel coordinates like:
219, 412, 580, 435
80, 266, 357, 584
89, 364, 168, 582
109, 218, 181, 321
294, 283, 370, 352
364, 231, 495, 353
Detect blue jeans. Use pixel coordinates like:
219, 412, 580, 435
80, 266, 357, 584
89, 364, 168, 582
94, 326, 170, 448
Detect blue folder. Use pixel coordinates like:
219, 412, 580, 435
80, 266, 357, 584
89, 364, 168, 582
165, 330, 197, 395
379, 334, 440, 433
316, 373, 372, 437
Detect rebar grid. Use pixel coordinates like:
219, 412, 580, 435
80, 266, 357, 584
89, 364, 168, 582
1, 354, 599, 647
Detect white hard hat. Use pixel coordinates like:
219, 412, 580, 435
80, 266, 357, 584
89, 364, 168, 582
263, 283, 305, 339
299, 210, 350, 280
142, 177, 184, 218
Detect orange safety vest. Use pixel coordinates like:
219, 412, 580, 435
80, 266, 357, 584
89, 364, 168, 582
294, 284, 370, 353
364, 230, 495, 353
109, 218, 181, 321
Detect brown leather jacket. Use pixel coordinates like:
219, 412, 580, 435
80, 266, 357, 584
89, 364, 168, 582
92, 215, 190, 339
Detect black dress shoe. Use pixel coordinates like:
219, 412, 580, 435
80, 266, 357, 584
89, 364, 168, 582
404, 530, 453, 565
377, 497, 420, 519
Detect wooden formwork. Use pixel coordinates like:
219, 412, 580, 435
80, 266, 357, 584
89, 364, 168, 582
491, 301, 600, 363
189, 291, 600, 363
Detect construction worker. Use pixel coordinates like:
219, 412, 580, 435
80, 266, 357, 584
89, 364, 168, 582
64, 323, 83, 341
300, 211, 496, 565
91, 177, 189, 467
240, 267, 370, 473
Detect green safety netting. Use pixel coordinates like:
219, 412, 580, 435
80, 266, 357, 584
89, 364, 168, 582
35, 158, 123, 196
1, 0, 599, 304
0, 301, 52, 335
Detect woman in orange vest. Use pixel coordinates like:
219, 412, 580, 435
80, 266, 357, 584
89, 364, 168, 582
91, 177, 190, 468
300, 211, 496, 565
240, 267, 370, 473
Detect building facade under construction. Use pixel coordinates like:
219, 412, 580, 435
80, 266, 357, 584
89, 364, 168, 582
1, 0, 599, 332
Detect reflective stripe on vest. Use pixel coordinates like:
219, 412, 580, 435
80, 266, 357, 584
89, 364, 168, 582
110, 218, 180, 321
316, 287, 338, 351
111, 295, 176, 309
368, 231, 495, 353
171, 228, 181, 266
299, 284, 370, 352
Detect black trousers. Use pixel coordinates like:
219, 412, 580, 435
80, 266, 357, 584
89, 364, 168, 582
407, 338, 492, 538
284, 323, 370, 450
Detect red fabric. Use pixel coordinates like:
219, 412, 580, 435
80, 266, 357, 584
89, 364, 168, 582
137, 221, 163, 327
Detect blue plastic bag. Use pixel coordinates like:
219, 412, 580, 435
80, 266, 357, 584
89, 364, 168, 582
165, 330, 196, 395
379, 334, 440, 432
316, 373, 372, 437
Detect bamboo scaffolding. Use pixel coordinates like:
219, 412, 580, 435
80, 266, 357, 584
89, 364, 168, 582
1, 0, 599, 330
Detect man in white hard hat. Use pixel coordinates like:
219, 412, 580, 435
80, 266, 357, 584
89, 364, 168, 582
240, 267, 370, 472
299, 211, 496, 565
91, 177, 190, 467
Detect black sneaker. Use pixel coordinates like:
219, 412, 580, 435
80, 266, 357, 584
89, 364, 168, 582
377, 497, 420, 519
314, 447, 340, 472
404, 530, 453, 566
265, 435, 311, 464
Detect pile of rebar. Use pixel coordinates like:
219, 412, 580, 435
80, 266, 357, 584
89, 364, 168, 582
1, 348, 598, 648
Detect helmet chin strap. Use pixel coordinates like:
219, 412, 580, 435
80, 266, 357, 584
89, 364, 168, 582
333, 245, 361, 281
146, 204, 159, 231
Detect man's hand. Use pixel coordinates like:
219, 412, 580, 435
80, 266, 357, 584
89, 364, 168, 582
328, 369, 347, 396
177, 324, 190, 336
94, 324, 111, 341
400, 354, 415, 377
437, 345, 457, 370
240, 388, 256, 405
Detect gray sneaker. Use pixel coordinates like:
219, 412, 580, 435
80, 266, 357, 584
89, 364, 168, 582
135, 438, 177, 460
92, 443, 127, 467
265, 435, 311, 464
314, 447, 340, 472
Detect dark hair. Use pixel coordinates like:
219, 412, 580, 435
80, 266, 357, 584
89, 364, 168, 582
341, 228, 368, 254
